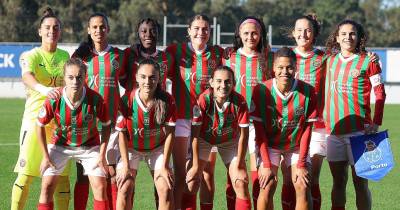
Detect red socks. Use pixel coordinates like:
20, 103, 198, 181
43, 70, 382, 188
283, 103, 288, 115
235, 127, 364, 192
281, 183, 296, 210
74, 182, 89, 210
235, 198, 252, 210
331, 207, 345, 210
312, 184, 321, 210
37, 202, 53, 210
226, 174, 236, 210
181, 192, 197, 210
251, 171, 260, 210
106, 183, 118, 210
93, 199, 108, 210
200, 203, 213, 210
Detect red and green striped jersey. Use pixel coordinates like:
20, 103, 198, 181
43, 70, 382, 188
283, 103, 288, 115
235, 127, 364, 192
223, 48, 274, 108
116, 89, 176, 151
121, 47, 173, 91
192, 88, 249, 145
166, 42, 224, 119
37, 87, 110, 147
324, 53, 382, 135
72, 46, 124, 124
250, 79, 317, 150
293, 48, 327, 128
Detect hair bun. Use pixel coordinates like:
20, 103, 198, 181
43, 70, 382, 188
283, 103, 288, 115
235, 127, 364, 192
42, 7, 55, 17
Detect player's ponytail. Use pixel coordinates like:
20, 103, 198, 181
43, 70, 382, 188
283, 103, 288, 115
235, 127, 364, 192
39, 7, 60, 28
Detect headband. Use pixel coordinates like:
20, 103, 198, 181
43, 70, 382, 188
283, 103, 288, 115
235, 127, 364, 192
239, 19, 261, 30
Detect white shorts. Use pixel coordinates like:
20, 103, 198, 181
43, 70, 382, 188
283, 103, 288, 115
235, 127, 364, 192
198, 138, 237, 165
116, 145, 171, 171
105, 129, 120, 165
43, 144, 106, 177
326, 131, 364, 165
309, 128, 328, 157
175, 119, 191, 138
257, 148, 310, 168
248, 123, 258, 154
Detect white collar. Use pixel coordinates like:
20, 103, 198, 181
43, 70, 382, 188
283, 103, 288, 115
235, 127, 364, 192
188, 42, 206, 55
63, 86, 86, 110
272, 78, 297, 100
92, 45, 111, 56
214, 99, 231, 113
135, 88, 151, 113
140, 49, 159, 58
294, 47, 316, 58
238, 48, 258, 58
339, 53, 357, 63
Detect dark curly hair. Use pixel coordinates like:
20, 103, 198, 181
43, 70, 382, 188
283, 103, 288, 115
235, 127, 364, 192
136, 18, 160, 45
289, 13, 321, 44
325, 19, 367, 55
233, 16, 268, 53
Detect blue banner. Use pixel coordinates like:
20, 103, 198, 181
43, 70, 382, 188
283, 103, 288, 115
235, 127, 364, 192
0, 44, 37, 77
350, 130, 394, 181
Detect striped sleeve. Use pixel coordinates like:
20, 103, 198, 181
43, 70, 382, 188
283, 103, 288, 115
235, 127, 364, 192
237, 96, 249, 127
115, 115, 127, 131
249, 85, 262, 122
192, 96, 204, 126
165, 94, 177, 126
97, 98, 111, 126
37, 99, 54, 127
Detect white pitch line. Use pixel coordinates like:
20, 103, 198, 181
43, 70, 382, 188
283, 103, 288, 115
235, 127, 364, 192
0, 143, 19, 146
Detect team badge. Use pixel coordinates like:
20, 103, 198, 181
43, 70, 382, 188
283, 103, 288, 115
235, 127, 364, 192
193, 105, 201, 118
312, 59, 322, 68
112, 59, 119, 70
38, 107, 47, 118
160, 62, 168, 73
84, 114, 93, 123
363, 140, 382, 163
295, 107, 305, 116
19, 159, 26, 168
208, 60, 217, 70
351, 68, 361, 78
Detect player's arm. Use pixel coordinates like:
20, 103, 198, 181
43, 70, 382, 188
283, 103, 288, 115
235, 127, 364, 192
366, 62, 386, 134
187, 101, 203, 183
236, 100, 250, 168
115, 115, 130, 189
97, 100, 111, 173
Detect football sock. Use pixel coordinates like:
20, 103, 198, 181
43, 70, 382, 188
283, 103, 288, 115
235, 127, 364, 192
11, 173, 33, 210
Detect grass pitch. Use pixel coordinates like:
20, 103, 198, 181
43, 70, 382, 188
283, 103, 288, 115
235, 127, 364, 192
0, 99, 399, 209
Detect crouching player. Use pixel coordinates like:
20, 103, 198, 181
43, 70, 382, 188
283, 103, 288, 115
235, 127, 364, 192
184, 66, 252, 210
36, 58, 111, 210
115, 59, 175, 210
251, 47, 317, 210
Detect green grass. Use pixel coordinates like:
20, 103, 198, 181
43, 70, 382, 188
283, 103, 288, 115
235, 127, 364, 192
0, 99, 399, 209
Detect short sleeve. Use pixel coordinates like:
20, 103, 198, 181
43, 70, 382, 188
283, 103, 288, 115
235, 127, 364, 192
305, 87, 318, 123
165, 95, 177, 126
115, 115, 127, 131
237, 96, 249, 127
97, 98, 111, 126
165, 44, 177, 79
37, 99, 55, 127
249, 85, 262, 122
20, 51, 35, 75
192, 95, 205, 126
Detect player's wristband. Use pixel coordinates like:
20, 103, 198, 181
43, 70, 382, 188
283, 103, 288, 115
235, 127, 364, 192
34, 84, 53, 96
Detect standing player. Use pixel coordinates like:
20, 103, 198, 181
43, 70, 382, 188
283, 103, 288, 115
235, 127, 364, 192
251, 47, 317, 210
165, 14, 224, 209
72, 13, 124, 210
222, 16, 274, 210
121, 18, 173, 92
184, 66, 252, 210
12, 7, 70, 210
36, 58, 111, 210
115, 59, 175, 210
324, 20, 386, 210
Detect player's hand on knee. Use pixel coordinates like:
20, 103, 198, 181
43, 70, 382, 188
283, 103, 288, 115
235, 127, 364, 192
185, 166, 201, 191
293, 167, 310, 187
116, 167, 131, 189
258, 166, 276, 189
156, 167, 174, 190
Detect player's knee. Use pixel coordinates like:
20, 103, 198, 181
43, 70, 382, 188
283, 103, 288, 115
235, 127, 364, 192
259, 181, 277, 199
156, 181, 172, 200
293, 182, 308, 194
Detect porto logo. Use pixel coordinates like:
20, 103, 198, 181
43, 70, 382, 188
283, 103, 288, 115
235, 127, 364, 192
84, 114, 93, 123
38, 107, 47, 118
363, 140, 382, 163
351, 68, 361, 78
295, 107, 305, 116
112, 59, 119, 70
193, 105, 201, 118
313, 59, 322, 68
208, 60, 217, 70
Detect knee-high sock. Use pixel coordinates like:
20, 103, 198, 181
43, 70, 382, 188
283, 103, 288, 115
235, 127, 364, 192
11, 173, 33, 210
73, 182, 89, 210
281, 183, 296, 210
54, 176, 70, 210
251, 171, 260, 210
37, 202, 54, 210
235, 198, 252, 210
181, 192, 197, 210
226, 172, 235, 210
200, 202, 213, 210
93, 199, 108, 210
312, 184, 321, 210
